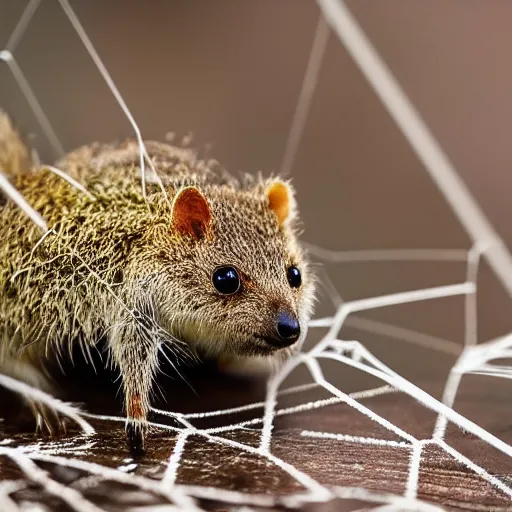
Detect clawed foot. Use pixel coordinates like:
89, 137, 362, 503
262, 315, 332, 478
126, 421, 146, 457
29, 401, 69, 438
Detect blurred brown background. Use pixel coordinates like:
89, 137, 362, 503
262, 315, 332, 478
1, 1, 512, 404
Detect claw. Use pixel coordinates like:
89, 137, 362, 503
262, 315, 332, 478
29, 400, 68, 438
126, 422, 146, 458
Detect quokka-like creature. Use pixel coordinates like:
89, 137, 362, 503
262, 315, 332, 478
0, 113, 316, 454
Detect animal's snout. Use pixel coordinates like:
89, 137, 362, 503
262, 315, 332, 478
277, 312, 300, 342
263, 311, 300, 348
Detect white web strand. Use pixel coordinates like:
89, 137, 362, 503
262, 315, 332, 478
432, 244, 482, 440
43, 165, 95, 199
0, 374, 94, 435
280, 16, 330, 177
0, 481, 25, 512
2, 1, 512, 511
0, 51, 64, 158
405, 441, 423, 500
303, 243, 468, 263
317, 0, 512, 300
344, 315, 461, 356
58, 0, 169, 204
1, 448, 104, 512
4, 0, 41, 55
0, 171, 47, 231
161, 430, 191, 488
301, 431, 412, 449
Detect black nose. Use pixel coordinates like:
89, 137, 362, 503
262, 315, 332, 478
274, 312, 300, 347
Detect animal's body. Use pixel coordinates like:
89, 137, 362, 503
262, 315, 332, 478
0, 113, 315, 454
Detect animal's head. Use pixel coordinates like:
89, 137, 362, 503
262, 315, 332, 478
152, 178, 315, 366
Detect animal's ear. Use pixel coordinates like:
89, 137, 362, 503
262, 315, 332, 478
265, 179, 296, 226
171, 186, 211, 239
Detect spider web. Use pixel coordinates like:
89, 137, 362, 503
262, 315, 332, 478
1, 1, 512, 510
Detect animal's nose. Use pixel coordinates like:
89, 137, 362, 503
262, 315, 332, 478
270, 311, 300, 347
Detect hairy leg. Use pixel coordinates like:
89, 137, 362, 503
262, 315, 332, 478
0, 357, 66, 436
110, 326, 159, 457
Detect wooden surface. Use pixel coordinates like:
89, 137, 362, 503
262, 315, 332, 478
1, 353, 512, 511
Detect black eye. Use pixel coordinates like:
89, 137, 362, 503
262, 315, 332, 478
212, 266, 241, 295
287, 266, 301, 288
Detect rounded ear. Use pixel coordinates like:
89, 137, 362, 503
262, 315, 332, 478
265, 179, 297, 226
171, 186, 211, 239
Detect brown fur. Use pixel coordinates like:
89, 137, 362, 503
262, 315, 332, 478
0, 112, 316, 454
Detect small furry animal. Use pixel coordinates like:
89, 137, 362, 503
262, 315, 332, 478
0, 113, 315, 454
